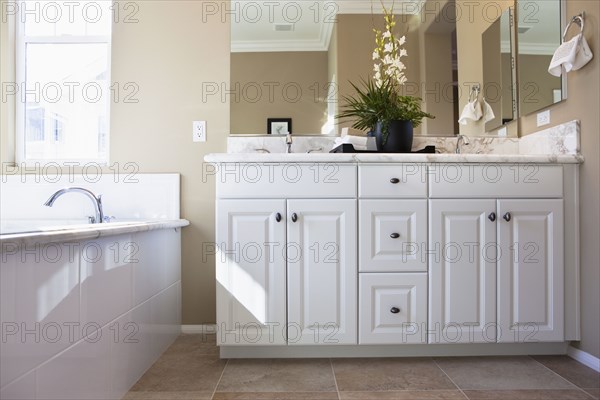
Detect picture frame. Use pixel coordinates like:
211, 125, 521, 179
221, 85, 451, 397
267, 118, 292, 135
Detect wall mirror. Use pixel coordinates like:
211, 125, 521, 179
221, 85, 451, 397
230, 0, 565, 137
482, 7, 516, 132
516, 0, 565, 116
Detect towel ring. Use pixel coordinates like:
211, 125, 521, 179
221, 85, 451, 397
563, 12, 585, 42
468, 85, 480, 103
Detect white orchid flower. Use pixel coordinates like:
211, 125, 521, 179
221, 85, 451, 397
382, 31, 392, 39
372, 51, 380, 60
398, 36, 406, 45
384, 43, 394, 53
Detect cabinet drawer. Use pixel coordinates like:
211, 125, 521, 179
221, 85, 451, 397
216, 164, 357, 198
428, 164, 563, 198
359, 273, 427, 344
359, 200, 427, 272
359, 165, 427, 198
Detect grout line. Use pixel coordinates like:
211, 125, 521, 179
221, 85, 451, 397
210, 358, 229, 400
330, 358, 341, 400
432, 358, 469, 400
527, 355, 597, 399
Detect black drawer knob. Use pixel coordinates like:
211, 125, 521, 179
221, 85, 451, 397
488, 212, 496, 222
390, 307, 400, 314
276, 213, 282, 222
390, 178, 400, 184
503, 212, 512, 222
291, 213, 298, 223
390, 233, 400, 239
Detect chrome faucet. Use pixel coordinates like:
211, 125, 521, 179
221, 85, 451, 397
44, 187, 105, 224
455, 134, 470, 154
286, 133, 293, 154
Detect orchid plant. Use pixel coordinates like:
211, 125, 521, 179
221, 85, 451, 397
336, 2, 433, 145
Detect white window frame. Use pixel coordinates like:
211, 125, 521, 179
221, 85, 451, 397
15, 6, 112, 165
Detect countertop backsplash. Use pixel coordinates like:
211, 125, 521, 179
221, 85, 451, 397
227, 120, 580, 157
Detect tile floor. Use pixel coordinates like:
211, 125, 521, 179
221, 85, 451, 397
125, 334, 600, 400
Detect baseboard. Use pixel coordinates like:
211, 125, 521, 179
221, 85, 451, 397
568, 345, 600, 372
181, 324, 217, 334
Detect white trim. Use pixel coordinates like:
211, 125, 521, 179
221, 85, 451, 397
181, 324, 218, 334
220, 342, 570, 358
568, 345, 600, 372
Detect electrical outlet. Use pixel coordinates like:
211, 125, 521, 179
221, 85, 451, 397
498, 126, 508, 137
193, 121, 206, 142
537, 110, 550, 127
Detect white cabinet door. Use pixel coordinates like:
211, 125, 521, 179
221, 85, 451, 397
429, 200, 497, 344
287, 199, 357, 345
497, 199, 564, 343
359, 273, 428, 344
359, 200, 427, 272
216, 200, 286, 345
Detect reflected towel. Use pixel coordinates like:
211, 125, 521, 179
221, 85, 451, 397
482, 98, 496, 123
549, 33, 594, 77
458, 100, 483, 125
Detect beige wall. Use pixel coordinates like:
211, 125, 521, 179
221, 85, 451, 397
109, 1, 229, 325
519, 0, 600, 360
230, 52, 328, 134
0, 10, 15, 164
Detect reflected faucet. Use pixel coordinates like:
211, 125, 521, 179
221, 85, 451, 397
44, 187, 105, 224
455, 134, 470, 154
286, 133, 293, 154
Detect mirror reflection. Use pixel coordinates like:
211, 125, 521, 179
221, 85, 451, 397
517, 0, 564, 116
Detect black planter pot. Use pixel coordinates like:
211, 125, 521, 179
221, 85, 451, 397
372, 120, 414, 153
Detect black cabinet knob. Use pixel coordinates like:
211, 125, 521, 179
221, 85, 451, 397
291, 213, 298, 223
390, 233, 400, 239
390, 178, 400, 184
275, 213, 282, 222
503, 212, 512, 222
488, 212, 496, 222
390, 307, 400, 314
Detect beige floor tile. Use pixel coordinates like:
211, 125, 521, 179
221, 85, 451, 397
338, 390, 467, 399
584, 388, 600, 399
129, 353, 227, 392
332, 358, 456, 392
216, 359, 337, 393
212, 392, 339, 399
462, 389, 593, 400
435, 356, 577, 390
123, 391, 213, 399
164, 334, 219, 357
531, 355, 600, 389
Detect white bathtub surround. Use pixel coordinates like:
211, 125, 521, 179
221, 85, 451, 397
0, 174, 186, 400
0, 174, 180, 221
226, 120, 581, 157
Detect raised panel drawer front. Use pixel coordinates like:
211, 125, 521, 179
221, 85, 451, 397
359, 200, 427, 272
359, 165, 428, 198
216, 163, 357, 198
359, 273, 427, 344
428, 164, 563, 198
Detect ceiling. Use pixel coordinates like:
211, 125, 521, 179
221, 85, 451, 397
231, 0, 426, 52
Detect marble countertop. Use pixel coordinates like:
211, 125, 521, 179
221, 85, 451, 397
204, 153, 584, 164
0, 219, 190, 248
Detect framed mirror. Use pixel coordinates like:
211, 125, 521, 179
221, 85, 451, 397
517, 0, 565, 116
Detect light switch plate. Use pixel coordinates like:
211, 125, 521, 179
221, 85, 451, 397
498, 126, 508, 137
193, 121, 206, 142
537, 110, 550, 127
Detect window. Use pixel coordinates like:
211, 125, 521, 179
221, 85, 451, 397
16, 1, 112, 163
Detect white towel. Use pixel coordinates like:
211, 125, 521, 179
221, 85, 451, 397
458, 100, 483, 125
482, 98, 496, 123
548, 33, 594, 77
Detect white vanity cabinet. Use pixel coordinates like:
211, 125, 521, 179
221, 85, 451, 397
215, 164, 358, 346
429, 165, 566, 344
210, 158, 580, 356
